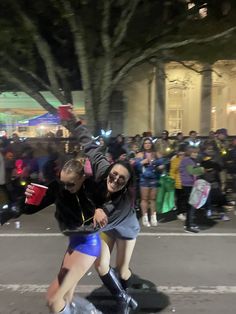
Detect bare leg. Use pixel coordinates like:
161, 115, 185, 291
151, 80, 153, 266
149, 187, 157, 215
140, 187, 150, 216
149, 187, 158, 226
47, 250, 96, 313
115, 238, 136, 281
94, 233, 115, 276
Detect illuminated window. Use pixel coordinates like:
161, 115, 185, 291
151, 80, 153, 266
167, 87, 184, 133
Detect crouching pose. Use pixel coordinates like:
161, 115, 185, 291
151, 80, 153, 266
1, 159, 106, 314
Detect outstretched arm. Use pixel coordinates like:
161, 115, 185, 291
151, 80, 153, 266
0, 181, 57, 225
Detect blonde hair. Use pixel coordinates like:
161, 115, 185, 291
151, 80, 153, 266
62, 159, 84, 176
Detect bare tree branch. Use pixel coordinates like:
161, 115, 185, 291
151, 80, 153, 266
18, 12, 66, 104
112, 26, 236, 87
112, 0, 140, 48
1, 68, 57, 114
175, 60, 223, 78
101, 0, 111, 53
5, 56, 52, 90
55, 66, 73, 103
61, 0, 95, 126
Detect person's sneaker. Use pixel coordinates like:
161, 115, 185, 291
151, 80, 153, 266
142, 214, 150, 227
177, 213, 186, 221
150, 214, 158, 227
221, 214, 231, 221
184, 226, 199, 233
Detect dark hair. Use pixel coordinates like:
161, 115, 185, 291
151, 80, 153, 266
141, 137, 154, 151
185, 145, 199, 156
178, 143, 187, 152
105, 160, 135, 188
162, 130, 169, 136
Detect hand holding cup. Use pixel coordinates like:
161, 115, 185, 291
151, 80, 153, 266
25, 183, 48, 206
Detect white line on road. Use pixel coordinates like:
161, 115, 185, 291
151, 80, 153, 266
0, 232, 236, 237
1, 284, 236, 294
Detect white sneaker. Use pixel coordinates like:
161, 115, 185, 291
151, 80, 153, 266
150, 214, 158, 227
142, 214, 150, 227
177, 213, 186, 221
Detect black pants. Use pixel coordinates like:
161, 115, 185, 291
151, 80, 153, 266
175, 188, 186, 215
182, 186, 196, 227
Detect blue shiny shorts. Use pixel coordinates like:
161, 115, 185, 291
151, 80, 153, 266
69, 233, 101, 257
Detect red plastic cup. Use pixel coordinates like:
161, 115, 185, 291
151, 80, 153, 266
25, 183, 48, 206
58, 104, 72, 120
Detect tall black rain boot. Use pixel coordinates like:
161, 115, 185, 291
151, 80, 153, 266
100, 268, 138, 314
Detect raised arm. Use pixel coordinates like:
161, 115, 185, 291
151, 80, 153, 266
73, 123, 110, 181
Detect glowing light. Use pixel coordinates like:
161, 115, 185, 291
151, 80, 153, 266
92, 136, 99, 140
101, 129, 112, 137
227, 103, 236, 113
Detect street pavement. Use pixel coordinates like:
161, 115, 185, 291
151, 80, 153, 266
0, 205, 236, 314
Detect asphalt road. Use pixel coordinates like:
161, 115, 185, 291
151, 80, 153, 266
0, 205, 236, 314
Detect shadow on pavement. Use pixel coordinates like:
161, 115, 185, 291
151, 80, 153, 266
195, 209, 218, 230
157, 209, 219, 231
87, 275, 170, 314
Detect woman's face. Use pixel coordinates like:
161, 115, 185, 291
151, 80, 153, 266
107, 164, 130, 193
143, 140, 152, 150
60, 170, 85, 194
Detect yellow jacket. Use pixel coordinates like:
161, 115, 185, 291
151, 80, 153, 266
169, 155, 182, 189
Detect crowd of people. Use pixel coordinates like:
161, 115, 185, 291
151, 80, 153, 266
97, 128, 236, 233
0, 128, 235, 230
0, 125, 235, 313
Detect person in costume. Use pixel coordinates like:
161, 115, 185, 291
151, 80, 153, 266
1, 158, 105, 314
73, 121, 140, 314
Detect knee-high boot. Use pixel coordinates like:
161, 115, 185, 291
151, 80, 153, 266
100, 268, 138, 314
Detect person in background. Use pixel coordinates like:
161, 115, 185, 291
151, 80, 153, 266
179, 146, 204, 233
133, 134, 142, 151
222, 137, 236, 211
215, 128, 230, 193
0, 143, 9, 205
200, 144, 230, 221
108, 134, 127, 162
135, 137, 165, 227
173, 132, 185, 151
203, 130, 217, 150
185, 130, 201, 148
155, 130, 174, 158
169, 144, 186, 221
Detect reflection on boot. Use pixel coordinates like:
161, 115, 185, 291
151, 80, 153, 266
58, 303, 72, 314
100, 268, 138, 314
71, 295, 102, 314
